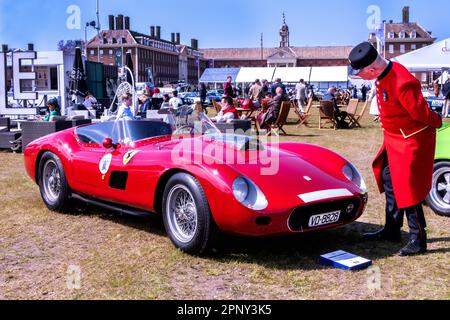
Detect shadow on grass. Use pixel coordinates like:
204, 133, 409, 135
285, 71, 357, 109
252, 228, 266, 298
66, 203, 450, 269
209, 222, 409, 270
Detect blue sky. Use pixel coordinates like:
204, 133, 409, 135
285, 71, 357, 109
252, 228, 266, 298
0, 0, 448, 51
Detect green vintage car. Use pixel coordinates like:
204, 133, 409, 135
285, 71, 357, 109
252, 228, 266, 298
426, 120, 450, 217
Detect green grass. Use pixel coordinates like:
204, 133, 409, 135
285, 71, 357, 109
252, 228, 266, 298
0, 104, 449, 300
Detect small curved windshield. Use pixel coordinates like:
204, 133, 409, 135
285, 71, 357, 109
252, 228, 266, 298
76, 110, 221, 145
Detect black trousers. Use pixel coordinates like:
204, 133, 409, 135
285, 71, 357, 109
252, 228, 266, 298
382, 165, 427, 242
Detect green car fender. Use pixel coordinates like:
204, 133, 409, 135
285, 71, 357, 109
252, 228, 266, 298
436, 121, 450, 160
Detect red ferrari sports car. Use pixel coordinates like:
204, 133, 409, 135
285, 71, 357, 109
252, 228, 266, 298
24, 113, 368, 255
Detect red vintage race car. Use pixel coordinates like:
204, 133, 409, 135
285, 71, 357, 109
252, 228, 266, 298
24, 113, 368, 255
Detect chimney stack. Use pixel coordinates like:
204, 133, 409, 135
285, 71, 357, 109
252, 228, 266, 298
27, 43, 34, 51
124, 16, 130, 30
108, 15, 115, 30
402, 6, 410, 24
156, 26, 161, 39
171, 33, 176, 43
176, 33, 181, 44
2, 44, 8, 52
117, 14, 124, 30
191, 39, 198, 50
150, 26, 155, 38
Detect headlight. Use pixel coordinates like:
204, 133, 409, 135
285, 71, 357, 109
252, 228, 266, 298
232, 177, 268, 210
342, 163, 367, 193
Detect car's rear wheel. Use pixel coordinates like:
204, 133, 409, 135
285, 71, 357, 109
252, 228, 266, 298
426, 162, 450, 217
162, 173, 218, 255
38, 152, 70, 212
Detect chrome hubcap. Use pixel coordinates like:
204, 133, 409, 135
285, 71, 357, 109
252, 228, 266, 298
43, 160, 61, 202
166, 185, 197, 244
430, 168, 450, 210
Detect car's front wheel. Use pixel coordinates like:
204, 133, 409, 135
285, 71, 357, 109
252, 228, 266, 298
162, 173, 218, 255
38, 152, 71, 212
426, 162, 450, 217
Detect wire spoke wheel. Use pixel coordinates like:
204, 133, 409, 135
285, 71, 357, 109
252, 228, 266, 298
166, 185, 198, 244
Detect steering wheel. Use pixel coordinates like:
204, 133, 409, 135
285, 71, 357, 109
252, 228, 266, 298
173, 125, 202, 135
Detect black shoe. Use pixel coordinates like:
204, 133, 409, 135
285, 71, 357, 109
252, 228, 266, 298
399, 240, 427, 256
363, 228, 401, 242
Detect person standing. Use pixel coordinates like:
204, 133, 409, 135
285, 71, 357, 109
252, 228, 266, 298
295, 79, 307, 113
361, 84, 368, 102
368, 81, 380, 122
441, 74, 450, 118
248, 79, 264, 109
271, 78, 286, 96
348, 42, 442, 256
199, 83, 208, 113
223, 76, 235, 98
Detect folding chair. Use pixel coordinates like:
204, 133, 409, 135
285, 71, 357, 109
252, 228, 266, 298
296, 98, 313, 128
319, 100, 338, 130
267, 102, 291, 136
349, 99, 369, 128
212, 100, 222, 114
345, 99, 359, 128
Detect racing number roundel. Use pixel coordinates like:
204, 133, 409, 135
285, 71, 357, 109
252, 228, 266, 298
99, 154, 113, 175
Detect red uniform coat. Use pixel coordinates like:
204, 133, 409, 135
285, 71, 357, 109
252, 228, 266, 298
373, 62, 442, 209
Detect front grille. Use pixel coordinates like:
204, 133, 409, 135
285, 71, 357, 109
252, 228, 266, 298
288, 197, 361, 232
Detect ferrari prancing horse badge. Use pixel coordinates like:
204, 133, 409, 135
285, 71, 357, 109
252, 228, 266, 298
123, 150, 140, 166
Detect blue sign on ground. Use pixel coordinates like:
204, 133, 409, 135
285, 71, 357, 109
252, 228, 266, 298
320, 250, 372, 271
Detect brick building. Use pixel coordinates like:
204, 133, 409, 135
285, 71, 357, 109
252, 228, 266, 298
86, 15, 207, 84
369, 6, 436, 83
201, 14, 352, 68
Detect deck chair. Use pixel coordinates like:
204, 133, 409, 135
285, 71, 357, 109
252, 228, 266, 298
319, 100, 338, 130
296, 98, 313, 128
267, 101, 291, 136
345, 99, 359, 128
348, 99, 369, 128
212, 100, 222, 114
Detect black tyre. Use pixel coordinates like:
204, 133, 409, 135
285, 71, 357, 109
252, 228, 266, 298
38, 152, 71, 212
162, 173, 219, 255
426, 161, 450, 217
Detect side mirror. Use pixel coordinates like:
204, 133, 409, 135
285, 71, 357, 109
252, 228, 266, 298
102, 138, 114, 149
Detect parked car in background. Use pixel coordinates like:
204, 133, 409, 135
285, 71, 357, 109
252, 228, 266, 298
207, 89, 224, 97
426, 96, 445, 115
426, 121, 450, 217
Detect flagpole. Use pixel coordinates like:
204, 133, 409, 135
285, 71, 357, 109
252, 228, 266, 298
96, 0, 101, 63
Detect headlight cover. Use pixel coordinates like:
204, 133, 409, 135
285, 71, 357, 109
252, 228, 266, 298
342, 163, 368, 193
232, 177, 268, 210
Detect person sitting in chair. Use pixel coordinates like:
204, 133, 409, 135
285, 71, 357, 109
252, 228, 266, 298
258, 87, 288, 129
322, 87, 349, 129
211, 96, 238, 123
169, 91, 183, 110
117, 93, 135, 121
42, 98, 61, 122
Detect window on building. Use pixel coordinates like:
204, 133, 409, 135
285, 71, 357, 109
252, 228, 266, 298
388, 32, 395, 39
421, 73, 427, 82
122, 38, 127, 44
400, 45, 405, 53
399, 31, 406, 39
109, 50, 113, 55
410, 30, 417, 38
100, 50, 104, 55
389, 45, 394, 54
411, 44, 417, 50
90, 50, 95, 55
50, 67, 58, 90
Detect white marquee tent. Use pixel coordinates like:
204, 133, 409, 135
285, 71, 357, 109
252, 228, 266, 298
235, 67, 276, 83
393, 38, 450, 72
